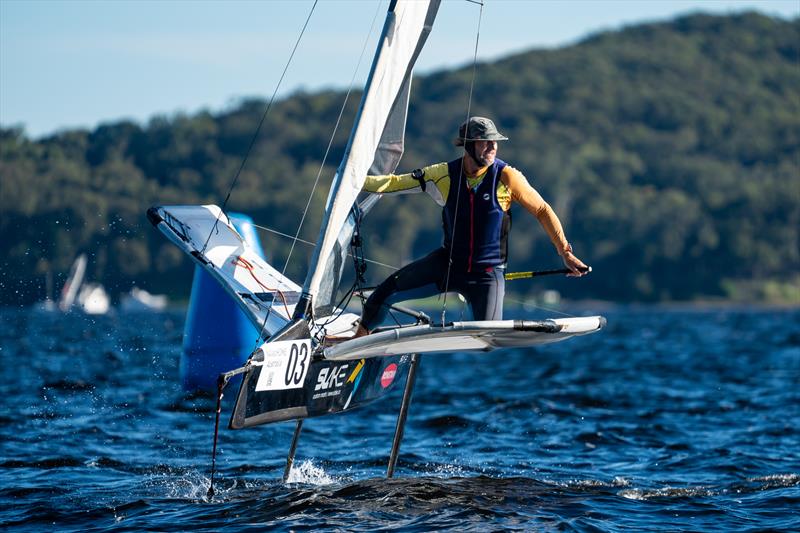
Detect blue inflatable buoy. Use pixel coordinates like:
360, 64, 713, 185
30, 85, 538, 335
180, 213, 267, 391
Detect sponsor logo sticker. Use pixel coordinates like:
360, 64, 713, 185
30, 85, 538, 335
315, 364, 350, 392
311, 363, 350, 400
380, 363, 398, 388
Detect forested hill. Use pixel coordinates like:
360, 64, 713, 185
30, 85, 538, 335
1, 12, 798, 305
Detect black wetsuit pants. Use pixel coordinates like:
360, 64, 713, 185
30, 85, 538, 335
361, 247, 505, 330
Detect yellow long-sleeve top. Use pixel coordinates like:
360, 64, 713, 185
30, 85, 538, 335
363, 158, 571, 255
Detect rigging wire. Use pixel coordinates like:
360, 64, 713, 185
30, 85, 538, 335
201, 0, 319, 255
232, 256, 292, 318
502, 295, 576, 318
433, 1, 578, 324
436, 0, 579, 323
314, 280, 358, 336
251, 222, 399, 271
440, 0, 484, 326
252, 0, 386, 345
204, 5, 319, 495
313, 205, 369, 337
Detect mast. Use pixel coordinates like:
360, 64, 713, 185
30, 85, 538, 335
297, 0, 440, 320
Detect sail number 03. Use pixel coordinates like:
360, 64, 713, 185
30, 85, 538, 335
285, 342, 309, 386
255, 339, 312, 392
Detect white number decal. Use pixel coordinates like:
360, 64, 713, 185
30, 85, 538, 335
255, 339, 312, 392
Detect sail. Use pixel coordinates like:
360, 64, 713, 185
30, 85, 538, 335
302, 0, 440, 318
59, 254, 87, 311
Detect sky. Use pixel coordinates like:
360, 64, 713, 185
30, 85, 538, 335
1, 0, 797, 139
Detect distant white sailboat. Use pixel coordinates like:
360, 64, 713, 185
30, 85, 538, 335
58, 254, 87, 312
34, 270, 57, 312
78, 283, 110, 315
36, 254, 110, 315
120, 287, 168, 312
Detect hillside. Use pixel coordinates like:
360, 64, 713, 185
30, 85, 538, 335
1, 12, 798, 305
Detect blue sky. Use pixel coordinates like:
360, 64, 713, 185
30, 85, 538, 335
1, 0, 797, 138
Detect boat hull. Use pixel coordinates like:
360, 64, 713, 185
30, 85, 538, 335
230, 352, 409, 428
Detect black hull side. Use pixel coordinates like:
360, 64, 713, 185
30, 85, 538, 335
229, 320, 410, 429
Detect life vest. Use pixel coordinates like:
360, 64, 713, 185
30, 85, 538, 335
442, 157, 511, 272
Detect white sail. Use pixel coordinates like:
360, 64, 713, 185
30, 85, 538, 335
59, 254, 87, 312
301, 0, 440, 318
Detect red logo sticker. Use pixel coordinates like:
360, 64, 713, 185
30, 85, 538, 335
380, 363, 398, 388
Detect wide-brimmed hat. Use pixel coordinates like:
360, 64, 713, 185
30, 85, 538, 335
454, 116, 509, 146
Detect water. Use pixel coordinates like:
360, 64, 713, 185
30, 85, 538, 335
1, 306, 798, 531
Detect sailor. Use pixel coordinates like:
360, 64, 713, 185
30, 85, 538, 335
354, 116, 587, 336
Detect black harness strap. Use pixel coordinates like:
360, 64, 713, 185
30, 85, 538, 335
412, 168, 426, 192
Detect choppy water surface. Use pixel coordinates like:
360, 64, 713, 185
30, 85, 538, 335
1, 306, 798, 531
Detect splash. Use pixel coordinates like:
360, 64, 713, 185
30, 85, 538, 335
618, 473, 800, 501
285, 460, 338, 485
747, 473, 800, 487
143, 468, 218, 501
568, 476, 631, 489
429, 462, 468, 477
618, 486, 716, 500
